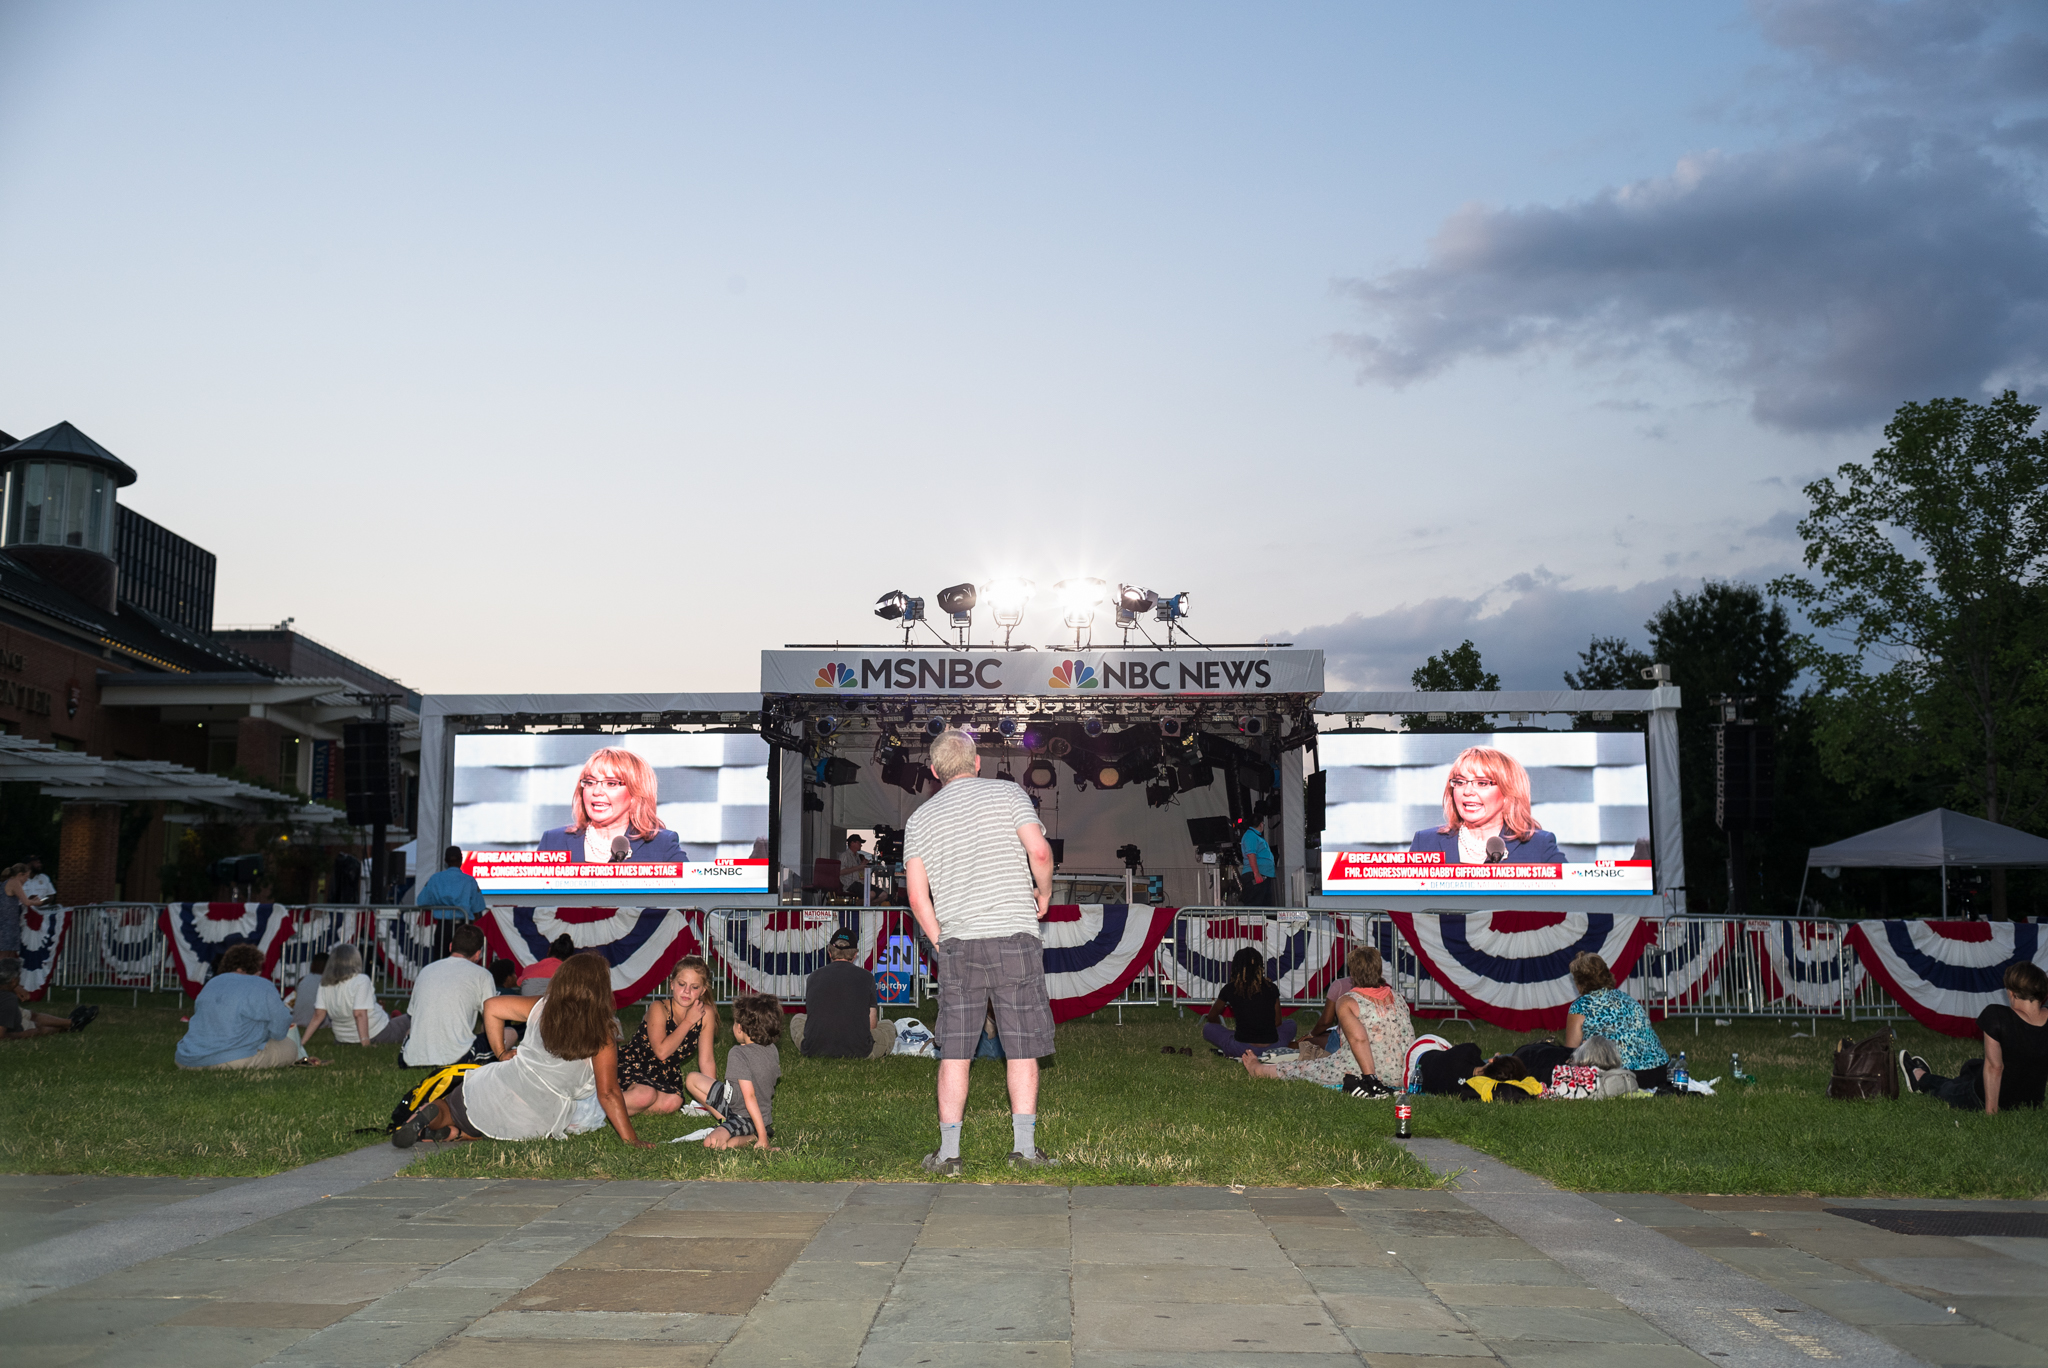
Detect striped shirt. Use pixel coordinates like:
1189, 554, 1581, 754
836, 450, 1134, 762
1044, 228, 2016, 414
904, 777, 1045, 941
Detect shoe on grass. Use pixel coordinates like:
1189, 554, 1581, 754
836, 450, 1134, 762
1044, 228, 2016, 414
68, 1004, 98, 1033
919, 1151, 962, 1176
392, 1105, 440, 1149
1007, 1148, 1058, 1169
1899, 1051, 1930, 1094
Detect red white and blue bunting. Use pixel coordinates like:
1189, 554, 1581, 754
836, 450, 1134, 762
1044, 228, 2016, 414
1159, 914, 1340, 1003
158, 903, 295, 998
1848, 919, 2047, 1038
480, 906, 701, 1007
275, 909, 368, 985
371, 910, 440, 992
703, 908, 888, 1000
1389, 911, 1654, 1032
16, 905, 67, 1000
1623, 918, 1735, 1016
96, 906, 163, 986
1753, 919, 1863, 1011
1043, 905, 1177, 1023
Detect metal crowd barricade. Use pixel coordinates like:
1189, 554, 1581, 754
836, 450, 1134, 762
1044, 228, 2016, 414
45, 904, 179, 1003
697, 906, 930, 1009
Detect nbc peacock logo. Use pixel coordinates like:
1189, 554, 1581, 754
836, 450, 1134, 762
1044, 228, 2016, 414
814, 663, 856, 688
1048, 660, 1098, 689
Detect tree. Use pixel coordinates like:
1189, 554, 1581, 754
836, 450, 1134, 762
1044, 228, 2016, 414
1633, 584, 1803, 916
1409, 639, 1499, 731
1563, 635, 1651, 690
1770, 392, 2048, 915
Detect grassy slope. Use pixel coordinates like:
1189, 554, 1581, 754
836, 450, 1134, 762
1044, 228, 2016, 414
5, 992, 2043, 1196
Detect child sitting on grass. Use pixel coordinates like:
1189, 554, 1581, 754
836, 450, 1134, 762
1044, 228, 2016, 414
689, 992, 782, 1150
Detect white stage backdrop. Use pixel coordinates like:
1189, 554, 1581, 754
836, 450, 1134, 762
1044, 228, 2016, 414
452, 733, 771, 862
1318, 731, 1651, 865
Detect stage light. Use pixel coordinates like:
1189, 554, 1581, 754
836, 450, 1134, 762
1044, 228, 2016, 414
997, 717, 1021, 738
1023, 757, 1057, 789
1054, 577, 1109, 642
1158, 716, 1183, 739
1117, 585, 1158, 615
1016, 696, 1041, 714
925, 717, 948, 737
1047, 736, 1073, 758
1236, 715, 1265, 737
937, 583, 977, 616
1082, 717, 1104, 738
815, 716, 839, 737
1154, 592, 1189, 622
1094, 762, 1126, 788
874, 590, 921, 622
981, 577, 1035, 645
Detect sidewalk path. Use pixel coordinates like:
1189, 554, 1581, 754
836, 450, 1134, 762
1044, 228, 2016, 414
1, 1153, 2041, 1366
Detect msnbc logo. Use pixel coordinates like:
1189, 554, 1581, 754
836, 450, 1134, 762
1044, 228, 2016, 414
814, 664, 856, 688
1048, 660, 1098, 689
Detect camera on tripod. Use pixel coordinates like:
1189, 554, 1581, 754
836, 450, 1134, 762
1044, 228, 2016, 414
1115, 843, 1143, 870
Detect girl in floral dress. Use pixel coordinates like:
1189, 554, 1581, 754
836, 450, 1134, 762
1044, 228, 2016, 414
1240, 945, 1413, 1092
619, 956, 719, 1115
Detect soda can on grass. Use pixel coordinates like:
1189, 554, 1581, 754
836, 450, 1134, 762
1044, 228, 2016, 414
1394, 1103, 1412, 1140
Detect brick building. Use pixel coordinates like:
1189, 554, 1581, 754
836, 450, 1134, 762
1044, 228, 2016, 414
0, 421, 417, 902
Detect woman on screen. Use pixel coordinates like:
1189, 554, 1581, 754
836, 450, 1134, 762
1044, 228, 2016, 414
1408, 745, 1564, 864
537, 746, 685, 863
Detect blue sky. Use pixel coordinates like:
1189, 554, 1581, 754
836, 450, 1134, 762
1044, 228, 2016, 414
2, 2, 2041, 693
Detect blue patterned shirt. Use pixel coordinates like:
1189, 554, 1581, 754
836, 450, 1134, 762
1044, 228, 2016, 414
1568, 988, 1670, 1072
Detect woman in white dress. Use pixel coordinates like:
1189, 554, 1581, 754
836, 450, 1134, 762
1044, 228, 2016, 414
393, 952, 651, 1148
1240, 944, 1413, 1095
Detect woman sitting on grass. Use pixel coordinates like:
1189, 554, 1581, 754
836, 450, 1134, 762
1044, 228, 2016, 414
620, 956, 718, 1115
303, 944, 410, 1049
1241, 945, 1412, 1095
176, 943, 319, 1069
393, 951, 651, 1148
1202, 948, 1295, 1057
1563, 952, 1669, 1090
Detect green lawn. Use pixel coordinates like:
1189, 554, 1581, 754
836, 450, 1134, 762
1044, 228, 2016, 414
5, 989, 2043, 1196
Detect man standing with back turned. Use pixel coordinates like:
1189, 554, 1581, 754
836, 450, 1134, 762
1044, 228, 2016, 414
904, 728, 1057, 1173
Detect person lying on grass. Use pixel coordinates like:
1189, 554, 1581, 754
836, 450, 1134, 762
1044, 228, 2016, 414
1240, 945, 1412, 1096
175, 942, 320, 1069
620, 956, 719, 1116
689, 991, 782, 1151
1902, 960, 2048, 1116
0, 961, 96, 1040
393, 951, 651, 1148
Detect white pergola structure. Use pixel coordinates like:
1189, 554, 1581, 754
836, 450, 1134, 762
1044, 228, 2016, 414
0, 731, 346, 820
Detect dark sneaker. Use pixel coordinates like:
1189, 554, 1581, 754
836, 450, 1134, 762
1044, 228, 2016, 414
1900, 1051, 1931, 1094
68, 1004, 99, 1033
1343, 1074, 1393, 1099
1007, 1148, 1058, 1169
919, 1151, 962, 1176
392, 1105, 436, 1149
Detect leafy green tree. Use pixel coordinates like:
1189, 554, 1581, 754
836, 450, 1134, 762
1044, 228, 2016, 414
1410, 639, 1499, 731
1563, 635, 1651, 690
1771, 392, 2048, 845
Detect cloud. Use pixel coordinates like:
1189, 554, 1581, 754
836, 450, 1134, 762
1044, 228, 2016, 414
1287, 567, 1799, 690
1336, 1, 2048, 432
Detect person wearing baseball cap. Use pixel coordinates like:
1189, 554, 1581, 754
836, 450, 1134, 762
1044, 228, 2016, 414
790, 927, 897, 1058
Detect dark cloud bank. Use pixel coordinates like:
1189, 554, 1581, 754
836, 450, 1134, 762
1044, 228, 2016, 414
1338, 0, 2048, 433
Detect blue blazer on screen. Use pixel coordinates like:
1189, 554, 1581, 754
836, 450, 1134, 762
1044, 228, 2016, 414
1408, 827, 1565, 864
537, 826, 687, 863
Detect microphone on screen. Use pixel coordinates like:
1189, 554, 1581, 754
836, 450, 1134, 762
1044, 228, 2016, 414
610, 836, 632, 863
1485, 836, 1508, 863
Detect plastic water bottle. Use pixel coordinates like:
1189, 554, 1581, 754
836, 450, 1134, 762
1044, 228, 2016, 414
1730, 1051, 1745, 1084
1672, 1051, 1689, 1092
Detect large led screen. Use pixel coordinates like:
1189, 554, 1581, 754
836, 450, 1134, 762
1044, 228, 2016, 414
452, 733, 770, 895
1316, 732, 1653, 897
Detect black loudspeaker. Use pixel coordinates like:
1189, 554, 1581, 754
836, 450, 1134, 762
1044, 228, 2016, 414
1306, 769, 1327, 835
342, 722, 400, 826
1716, 723, 1775, 832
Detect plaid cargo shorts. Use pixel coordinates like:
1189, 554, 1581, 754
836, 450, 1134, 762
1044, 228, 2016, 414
936, 932, 1056, 1061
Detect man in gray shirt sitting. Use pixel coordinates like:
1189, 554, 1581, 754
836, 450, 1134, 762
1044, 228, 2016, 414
904, 728, 1057, 1174
791, 927, 899, 1058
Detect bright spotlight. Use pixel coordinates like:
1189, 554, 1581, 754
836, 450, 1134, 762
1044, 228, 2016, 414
982, 578, 1036, 645
1054, 577, 1109, 645
1115, 586, 1158, 631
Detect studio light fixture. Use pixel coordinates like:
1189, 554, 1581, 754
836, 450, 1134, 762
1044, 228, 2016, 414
1236, 715, 1265, 737
815, 716, 839, 736
1023, 757, 1057, 789
925, 717, 948, 737
982, 577, 1036, 646
1158, 716, 1183, 739
1054, 577, 1109, 647
1115, 585, 1158, 637
875, 590, 925, 645
1153, 591, 1191, 644
1047, 736, 1073, 758
937, 582, 977, 644
1082, 717, 1104, 738
996, 717, 1021, 738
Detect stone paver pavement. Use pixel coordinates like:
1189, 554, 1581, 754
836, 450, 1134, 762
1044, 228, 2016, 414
0, 1149, 2041, 1366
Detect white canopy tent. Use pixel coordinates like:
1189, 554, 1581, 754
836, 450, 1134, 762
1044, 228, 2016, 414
1801, 808, 2048, 916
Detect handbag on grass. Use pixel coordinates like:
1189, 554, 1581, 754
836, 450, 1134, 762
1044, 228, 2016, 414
1549, 1064, 1600, 1099
1827, 1028, 1898, 1100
